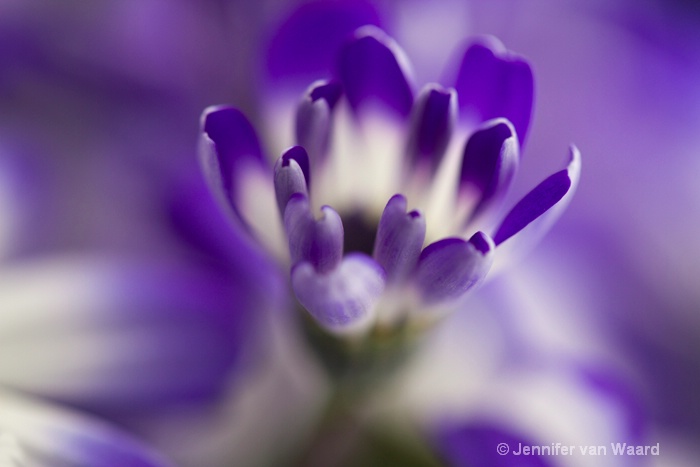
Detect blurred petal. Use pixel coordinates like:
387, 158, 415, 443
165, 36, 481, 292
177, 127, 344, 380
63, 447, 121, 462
415, 232, 494, 305
433, 421, 553, 467
266, 0, 381, 84
337, 26, 415, 119
0, 154, 26, 261
0, 255, 247, 413
166, 172, 281, 280
373, 194, 426, 283
451, 36, 534, 144
0, 146, 47, 262
493, 146, 581, 247
576, 366, 647, 444
291, 253, 385, 335
0, 390, 172, 467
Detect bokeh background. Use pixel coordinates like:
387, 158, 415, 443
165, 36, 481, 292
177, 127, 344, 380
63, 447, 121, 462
1, 1, 700, 466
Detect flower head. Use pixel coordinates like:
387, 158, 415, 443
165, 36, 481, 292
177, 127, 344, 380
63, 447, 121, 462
199, 26, 579, 338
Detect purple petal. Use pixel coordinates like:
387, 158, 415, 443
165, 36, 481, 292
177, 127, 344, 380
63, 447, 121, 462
433, 420, 554, 467
1, 391, 172, 467
199, 105, 266, 226
295, 80, 343, 166
274, 146, 310, 214
451, 37, 534, 144
337, 26, 415, 118
373, 194, 426, 283
493, 146, 581, 246
167, 173, 284, 286
415, 232, 494, 304
284, 194, 343, 273
459, 119, 519, 220
309, 79, 343, 109
266, 1, 381, 84
407, 84, 457, 173
291, 253, 385, 334
577, 366, 647, 444
0, 256, 249, 413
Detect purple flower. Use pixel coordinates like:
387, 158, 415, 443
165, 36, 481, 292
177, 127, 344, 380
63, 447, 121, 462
199, 26, 580, 336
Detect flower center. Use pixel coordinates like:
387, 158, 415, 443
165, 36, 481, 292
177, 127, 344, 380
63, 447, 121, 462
341, 211, 379, 256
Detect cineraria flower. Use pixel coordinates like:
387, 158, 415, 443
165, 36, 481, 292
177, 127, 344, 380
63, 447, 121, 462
199, 26, 580, 340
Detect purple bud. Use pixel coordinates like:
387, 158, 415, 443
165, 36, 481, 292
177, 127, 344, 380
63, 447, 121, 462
284, 194, 344, 273
414, 231, 494, 304
459, 119, 519, 222
407, 84, 456, 173
373, 194, 426, 283
274, 146, 310, 214
337, 26, 414, 118
296, 80, 343, 165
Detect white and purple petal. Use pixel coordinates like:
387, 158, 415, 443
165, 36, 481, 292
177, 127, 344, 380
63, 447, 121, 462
459, 119, 519, 226
490, 146, 580, 274
0, 390, 172, 467
451, 36, 534, 144
373, 194, 426, 283
295, 80, 343, 166
494, 146, 581, 245
199, 105, 265, 220
406, 84, 457, 174
0, 254, 248, 414
415, 232, 495, 305
274, 146, 310, 215
284, 194, 344, 273
199, 105, 287, 260
291, 253, 385, 335
337, 26, 415, 119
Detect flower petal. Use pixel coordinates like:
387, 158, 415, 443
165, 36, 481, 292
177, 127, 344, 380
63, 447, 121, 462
0, 255, 248, 413
167, 173, 281, 274
337, 26, 415, 119
274, 146, 310, 214
198, 105, 265, 226
433, 421, 554, 467
0, 390, 172, 467
199, 106, 288, 260
415, 232, 494, 304
459, 119, 519, 224
284, 194, 344, 273
291, 253, 385, 335
406, 84, 457, 173
266, 0, 381, 84
451, 36, 534, 144
493, 145, 581, 247
373, 194, 426, 283
295, 80, 343, 166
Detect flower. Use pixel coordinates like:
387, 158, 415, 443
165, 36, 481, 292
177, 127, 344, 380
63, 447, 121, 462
199, 26, 580, 338
10, 1, 699, 464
